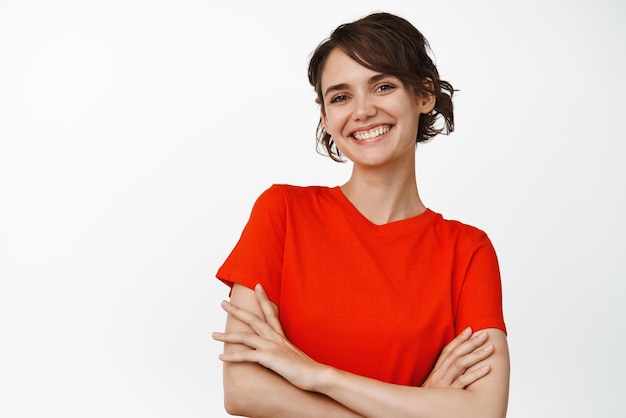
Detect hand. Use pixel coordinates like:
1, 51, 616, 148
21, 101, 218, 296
422, 327, 494, 389
212, 284, 325, 392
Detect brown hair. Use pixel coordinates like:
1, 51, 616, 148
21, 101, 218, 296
308, 12, 455, 162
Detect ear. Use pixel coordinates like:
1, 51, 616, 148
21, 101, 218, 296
321, 111, 329, 132
417, 78, 436, 114
418, 93, 436, 114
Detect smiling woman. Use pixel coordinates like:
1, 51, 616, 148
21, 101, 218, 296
308, 14, 454, 164
213, 11, 509, 418
318, 48, 431, 173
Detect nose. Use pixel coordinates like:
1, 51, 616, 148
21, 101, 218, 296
352, 93, 376, 120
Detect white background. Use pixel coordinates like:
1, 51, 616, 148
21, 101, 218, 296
1, 0, 624, 416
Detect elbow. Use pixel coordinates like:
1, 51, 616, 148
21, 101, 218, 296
223, 391, 245, 416
222, 383, 241, 415
223, 379, 257, 417
222, 364, 250, 415
222, 362, 268, 416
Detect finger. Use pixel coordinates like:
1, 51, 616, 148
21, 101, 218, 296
443, 336, 492, 377
212, 331, 275, 351
453, 365, 491, 389
424, 328, 474, 386
218, 346, 266, 364
463, 343, 495, 374
452, 326, 473, 347
453, 343, 494, 373
221, 300, 276, 338
439, 327, 472, 359
435, 330, 486, 372
217, 345, 290, 376
457, 330, 489, 356
429, 332, 491, 385
255, 284, 285, 336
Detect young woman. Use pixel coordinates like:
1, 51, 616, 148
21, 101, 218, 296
213, 12, 509, 418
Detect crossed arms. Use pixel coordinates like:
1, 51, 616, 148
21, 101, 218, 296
213, 283, 510, 418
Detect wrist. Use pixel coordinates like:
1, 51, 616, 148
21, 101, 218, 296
311, 363, 339, 394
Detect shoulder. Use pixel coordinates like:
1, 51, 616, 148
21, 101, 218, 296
430, 210, 493, 248
256, 184, 332, 207
266, 183, 331, 196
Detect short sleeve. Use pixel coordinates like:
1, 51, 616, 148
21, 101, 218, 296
216, 185, 286, 305
455, 234, 507, 334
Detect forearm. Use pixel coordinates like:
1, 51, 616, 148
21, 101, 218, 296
221, 284, 362, 417
313, 330, 509, 418
224, 362, 363, 418
317, 368, 482, 418
218, 285, 509, 418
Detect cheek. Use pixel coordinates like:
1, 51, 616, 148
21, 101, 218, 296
324, 110, 348, 136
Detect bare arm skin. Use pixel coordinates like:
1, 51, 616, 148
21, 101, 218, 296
215, 283, 506, 418
220, 283, 363, 417
314, 329, 509, 418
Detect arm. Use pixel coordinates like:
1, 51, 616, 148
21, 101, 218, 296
316, 329, 509, 418
215, 284, 509, 418
220, 283, 364, 417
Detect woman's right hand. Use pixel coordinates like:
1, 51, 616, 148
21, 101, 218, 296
422, 327, 494, 389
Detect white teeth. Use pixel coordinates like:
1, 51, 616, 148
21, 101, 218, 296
353, 126, 389, 140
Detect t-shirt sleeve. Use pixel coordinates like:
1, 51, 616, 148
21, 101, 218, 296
215, 185, 286, 305
455, 233, 507, 334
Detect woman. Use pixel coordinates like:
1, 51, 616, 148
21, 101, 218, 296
213, 11, 509, 418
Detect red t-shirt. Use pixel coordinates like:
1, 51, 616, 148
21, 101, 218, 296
217, 184, 506, 386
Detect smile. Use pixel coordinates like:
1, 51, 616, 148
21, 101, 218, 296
352, 125, 390, 141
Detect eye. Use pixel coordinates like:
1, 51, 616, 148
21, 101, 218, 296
330, 94, 349, 104
376, 83, 396, 93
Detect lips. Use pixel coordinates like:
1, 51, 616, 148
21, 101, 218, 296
352, 125, 391, 141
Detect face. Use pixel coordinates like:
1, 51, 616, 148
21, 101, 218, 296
320, 48, 434, 170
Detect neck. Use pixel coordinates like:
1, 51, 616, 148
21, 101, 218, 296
340, 164, 425, 225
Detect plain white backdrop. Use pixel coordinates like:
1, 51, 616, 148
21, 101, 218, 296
1, 0, 624, 416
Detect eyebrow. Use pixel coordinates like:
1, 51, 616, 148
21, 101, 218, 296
323, 73, 393, 98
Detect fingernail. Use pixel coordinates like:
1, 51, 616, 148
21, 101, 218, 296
483, 344, 493, 351
255, 283, 265, 293
221, 300, 230, 308
462, 327, 472, 336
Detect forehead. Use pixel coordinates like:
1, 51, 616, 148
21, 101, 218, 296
320, 48, 382, 90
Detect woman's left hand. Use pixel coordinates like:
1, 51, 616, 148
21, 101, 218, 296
422, 327, 493, 389
212, 284, 325, 392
